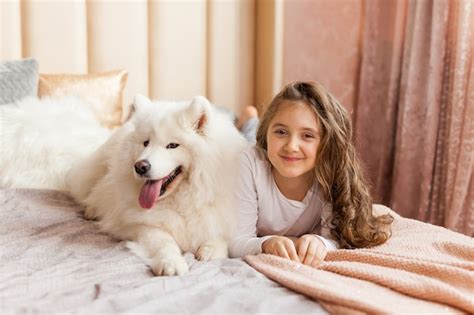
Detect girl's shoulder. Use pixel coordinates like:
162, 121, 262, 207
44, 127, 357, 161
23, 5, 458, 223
239, 146, 271, 174
240, 146, 268, 164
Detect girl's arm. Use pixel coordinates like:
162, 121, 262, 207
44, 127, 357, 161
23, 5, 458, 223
229, 150, 273, 257
309, 203, 339, 250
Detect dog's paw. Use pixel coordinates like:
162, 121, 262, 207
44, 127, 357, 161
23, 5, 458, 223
151, 255, 189, 276
196, 242, 227, 261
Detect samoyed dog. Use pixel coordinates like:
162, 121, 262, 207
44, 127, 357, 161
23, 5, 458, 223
0, 95, 247, 276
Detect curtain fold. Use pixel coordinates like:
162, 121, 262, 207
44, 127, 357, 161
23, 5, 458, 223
433, 0, 474, 233
354, 0, 407, 207
391, 0, 450, 220
356, 0, 473, 235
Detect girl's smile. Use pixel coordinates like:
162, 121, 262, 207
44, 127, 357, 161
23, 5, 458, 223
279, 155, 303, 162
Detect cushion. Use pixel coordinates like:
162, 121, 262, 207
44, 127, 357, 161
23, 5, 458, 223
0, 58, 39, 105
38, 70, 128, 129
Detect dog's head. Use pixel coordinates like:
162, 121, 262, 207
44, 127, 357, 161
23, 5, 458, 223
125, 94, 213, 209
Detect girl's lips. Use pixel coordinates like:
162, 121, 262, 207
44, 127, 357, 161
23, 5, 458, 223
280, 155, 302, 162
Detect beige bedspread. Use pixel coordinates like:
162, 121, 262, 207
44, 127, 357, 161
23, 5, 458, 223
246, 205, 474, 314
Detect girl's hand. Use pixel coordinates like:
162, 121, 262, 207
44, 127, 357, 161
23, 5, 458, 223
262, 236, 300, 262
294, 234, 328, 267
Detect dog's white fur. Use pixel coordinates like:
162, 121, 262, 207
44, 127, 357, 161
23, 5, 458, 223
0, 95, 247, 276
0, 97, 110, 190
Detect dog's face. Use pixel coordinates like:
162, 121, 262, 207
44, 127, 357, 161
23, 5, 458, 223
126, 95, 211, 209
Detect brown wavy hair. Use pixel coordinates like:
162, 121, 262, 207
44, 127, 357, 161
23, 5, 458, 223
256, 81, 393, 248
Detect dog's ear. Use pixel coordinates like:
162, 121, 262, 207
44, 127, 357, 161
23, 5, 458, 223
186, 96, 212, 135
125, 94, 152, 122
130, 94, 152, 115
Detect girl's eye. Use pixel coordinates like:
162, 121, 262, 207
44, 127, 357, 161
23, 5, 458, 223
143, 140, 150, 147
166, 143, 180, 149
275, 129, 287, 136
303, 133, 315, 139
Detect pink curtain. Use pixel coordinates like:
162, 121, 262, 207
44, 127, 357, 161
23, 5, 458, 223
355, 0, 473, 236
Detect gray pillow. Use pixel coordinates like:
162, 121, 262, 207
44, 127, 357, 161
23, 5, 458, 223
0, 58, 39, 104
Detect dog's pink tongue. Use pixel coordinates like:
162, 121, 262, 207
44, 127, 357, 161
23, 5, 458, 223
139, 180, 163, 209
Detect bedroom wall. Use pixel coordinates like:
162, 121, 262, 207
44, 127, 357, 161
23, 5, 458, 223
0, 0, 255, 115
1, 0, 361, 115
282, 0, 363, 114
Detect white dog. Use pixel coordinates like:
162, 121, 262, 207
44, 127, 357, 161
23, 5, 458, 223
0, 95, 247, 276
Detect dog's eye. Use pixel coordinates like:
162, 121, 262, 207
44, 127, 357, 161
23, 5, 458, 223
166, 143, 179, 149
143, 140, 149, 147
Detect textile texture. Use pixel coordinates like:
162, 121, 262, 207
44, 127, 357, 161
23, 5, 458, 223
0, 188, 326, 313
0, 58, 39, 104
246, 205, 474, 314
354, 0, 473, 235
38, 70, 128, 128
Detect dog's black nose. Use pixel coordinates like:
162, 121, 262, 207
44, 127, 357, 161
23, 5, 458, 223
134, 160, 151, 176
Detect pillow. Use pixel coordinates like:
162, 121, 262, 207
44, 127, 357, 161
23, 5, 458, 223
0, 58, 39, 105
38, 70, 128, 129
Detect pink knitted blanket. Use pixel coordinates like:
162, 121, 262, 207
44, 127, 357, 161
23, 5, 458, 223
245, 205, 474, 314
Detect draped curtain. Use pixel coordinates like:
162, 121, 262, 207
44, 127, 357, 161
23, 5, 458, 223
355, 0, 473, 235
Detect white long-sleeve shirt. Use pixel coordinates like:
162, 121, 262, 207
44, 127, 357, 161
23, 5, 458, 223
229, 147, 338, 258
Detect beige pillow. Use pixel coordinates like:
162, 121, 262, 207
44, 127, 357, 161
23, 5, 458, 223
38, 70, 128, 129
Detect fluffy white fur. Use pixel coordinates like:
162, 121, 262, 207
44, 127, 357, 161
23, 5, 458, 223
0, 95, 247, 276
0, 97, 110, 190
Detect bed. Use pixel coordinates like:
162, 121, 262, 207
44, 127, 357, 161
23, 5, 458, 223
0, 188, 327, 313
1, 189, 474, 314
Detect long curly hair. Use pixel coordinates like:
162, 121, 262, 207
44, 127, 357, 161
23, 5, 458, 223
256, 81, 393, 248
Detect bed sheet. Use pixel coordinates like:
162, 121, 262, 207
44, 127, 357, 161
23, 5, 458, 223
0, 188, 325, 314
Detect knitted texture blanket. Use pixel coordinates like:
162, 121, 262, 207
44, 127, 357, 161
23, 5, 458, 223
245, 205, 474, 314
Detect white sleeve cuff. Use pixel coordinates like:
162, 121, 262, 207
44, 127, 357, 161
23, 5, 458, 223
229, 235, 275, 257
314, 235, 338, 250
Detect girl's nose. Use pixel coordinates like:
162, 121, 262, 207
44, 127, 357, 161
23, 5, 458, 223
284, 136, 299, 152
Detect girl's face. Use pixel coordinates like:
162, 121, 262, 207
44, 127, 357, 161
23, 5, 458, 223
266, 101, 320, 182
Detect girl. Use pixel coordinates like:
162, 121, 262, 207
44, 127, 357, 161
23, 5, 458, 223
229, 81, 393, 267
